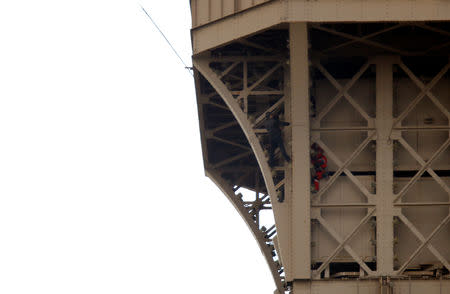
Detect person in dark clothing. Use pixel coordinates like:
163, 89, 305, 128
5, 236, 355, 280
263, 112, 291, 166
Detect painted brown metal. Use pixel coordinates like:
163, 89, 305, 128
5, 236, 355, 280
191, 0, 450, 54
191, 1, 450, 293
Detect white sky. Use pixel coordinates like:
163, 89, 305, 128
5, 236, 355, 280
0, 1, 274, 293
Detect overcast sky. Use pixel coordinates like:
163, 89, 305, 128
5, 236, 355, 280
0, 1, 274, 293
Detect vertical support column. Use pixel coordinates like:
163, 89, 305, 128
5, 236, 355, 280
289, 22, 311, 281
282, 61, 292, 275
375, 57, 395, 275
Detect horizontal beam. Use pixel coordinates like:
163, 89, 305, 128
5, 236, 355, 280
394, 126, 450, 131
394, 202, 450, 207
312, 127, 374, 132
192, 0, 450, 54
312, 203, 375, 208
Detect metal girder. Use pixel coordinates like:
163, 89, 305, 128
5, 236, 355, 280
208, 135, 251, 151
193, 54, 293, 283
289, 23, 312, 280
237, 62, 283, 99
209, 120, 239, 133
195, 74, 211, 171
321, 23, 405, 54
252, 97, 285, 127
394, 61, 450, 127
310, 55, 379, 277
397, 213, 450, 272
211, 151, 252, 169
218, 61, 240, 78
310, 24, 411, 56
207, 56, 285, 62
395, 202, 450, 207
194, 56, 281, 202
312, 203, 375, 208
308, 53, 449, 278
191, 1, 450, 54
237, 39, 282, 54
375, 58, 395, 275
312, 61, 372, 125
206, 168, 285, 293
396, 214, 450, 274
313, 209, 376, 277
193, 16, 450, 291
309, 23, 450, 57
393, 137, 450, 203
314, 134, 375, 201
396, 137, 450, 197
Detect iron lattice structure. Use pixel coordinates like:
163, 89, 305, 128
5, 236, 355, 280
191, 4, 450, 292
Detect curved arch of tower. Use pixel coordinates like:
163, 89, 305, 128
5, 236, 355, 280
190, 1, 450, 293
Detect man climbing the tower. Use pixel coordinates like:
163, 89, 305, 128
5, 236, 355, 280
263, 112, 291, 167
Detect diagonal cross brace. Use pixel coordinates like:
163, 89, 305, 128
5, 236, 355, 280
210, 121, 239, 134
397, 137, 450, 197
252, 97, 286, 127
314, 133, 375, 201
316, 215, 374, 276
313, 61, 372, 123
218, 61, 241, 79
210, 135, 252, 151
212, 151, 253, 169
206, 169, 285, 293
396, 214, 450, 274
394, 137, 450, 202
310, 24, 411, 56
322, 24, 404, 53
394, 62, 450, 127
237, 62, 283, 100
398, 213, 450, 272
313, 209, 376, 277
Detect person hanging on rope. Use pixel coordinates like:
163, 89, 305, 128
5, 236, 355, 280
263, 112, 291, 167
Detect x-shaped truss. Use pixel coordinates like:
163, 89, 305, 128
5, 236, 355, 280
194, 54, 288, 290
310, 59, 377, 277
313, 209, 376, 277
392, 59, 450, 202
311, 55, 450, 275
198, 57, 286, 170
312, 60, 375, 202
311, 23, 450, 57
397, 213, 450, 274
394, 61, 450, 128
312, 60, 373, 124
314, 135, 375, 202
206, 169, 284, 292
390, 60, 450, 273
218, 59, 285, 114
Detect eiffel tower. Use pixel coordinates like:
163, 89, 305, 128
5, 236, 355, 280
190, 1, 450, 293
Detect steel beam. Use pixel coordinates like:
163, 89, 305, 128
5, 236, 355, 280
194, 55, 292, 287
289, 22, 311, 280
396, 214, 450, 274
312, 61, 371, 124
192, 0, 450, 54
315, 210, 376, 277
375, 57, 395, 275
206, 169, 285, 293
398, 213, 450, 272
314, 135, 375, 201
